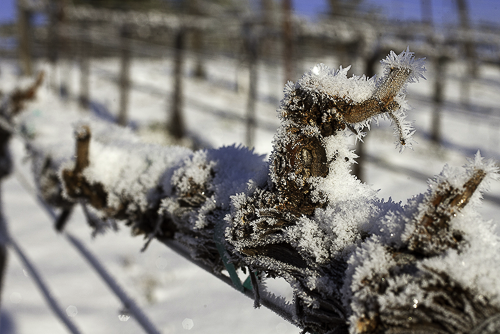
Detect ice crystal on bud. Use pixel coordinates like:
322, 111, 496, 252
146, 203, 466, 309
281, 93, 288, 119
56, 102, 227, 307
402, 151, 497, 256
380, 47, 427, 84
285, 48, 425, 151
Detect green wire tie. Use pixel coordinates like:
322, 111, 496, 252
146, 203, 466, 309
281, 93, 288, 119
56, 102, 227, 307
214, 220, 252, 292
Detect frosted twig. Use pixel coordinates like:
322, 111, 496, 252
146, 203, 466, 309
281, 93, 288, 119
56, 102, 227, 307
141, 216, 164, 252
250, 270, 261, 308
54, 206, 74, 232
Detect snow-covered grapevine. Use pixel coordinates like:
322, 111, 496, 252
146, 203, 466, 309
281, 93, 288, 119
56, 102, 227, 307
6, 49, 500, 334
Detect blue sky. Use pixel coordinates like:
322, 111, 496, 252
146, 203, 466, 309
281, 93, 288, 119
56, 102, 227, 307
0, 0, 15, 23
293, 0, 500, 26
1, 0, 499, 26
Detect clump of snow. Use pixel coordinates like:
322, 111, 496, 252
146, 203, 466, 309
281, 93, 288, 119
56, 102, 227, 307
287, 194, 381, 265
169, 150, 214, 197
206, 145, 268, 210
162, 145, 267, 230
296, 64, 376, 104
17, 107, 77, 163
367, 197, 416, 247
312, 134, 376, 204
81, 120, 192, 214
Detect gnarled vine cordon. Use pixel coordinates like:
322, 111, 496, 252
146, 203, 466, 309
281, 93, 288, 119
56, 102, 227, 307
11, 49, 500, 334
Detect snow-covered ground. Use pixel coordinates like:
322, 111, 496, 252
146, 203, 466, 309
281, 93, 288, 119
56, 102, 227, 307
0, 53, 499, 333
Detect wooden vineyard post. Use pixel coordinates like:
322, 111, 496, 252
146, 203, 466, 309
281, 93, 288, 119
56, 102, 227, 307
191, 28, 206, 79
455, 0, 476, 107
431, 55, 446, 145
47, 0, 59, 90
78, 21, 90, 110
0, 124, 10, 310
188, 0, 206, 80
17, 0, 33, 77
168, 28, 186, 140
58, 0, 69, 99
282, 0, 294, 83
118, 24, 131, 126
243, 23, 259, 148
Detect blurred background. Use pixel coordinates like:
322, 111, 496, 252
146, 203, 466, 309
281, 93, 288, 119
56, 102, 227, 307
1, 1, 500, 333
2, 0, 500, 153
2, 0, 500, 172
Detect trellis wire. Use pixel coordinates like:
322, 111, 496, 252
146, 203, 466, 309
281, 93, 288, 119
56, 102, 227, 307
65, 233, 161, 334
13, 168, 162, 334
161, 238, 296, 323
8, 235, 83, 334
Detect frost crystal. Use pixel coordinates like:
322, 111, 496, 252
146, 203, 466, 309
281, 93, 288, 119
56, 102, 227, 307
380, 46, 427, 84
